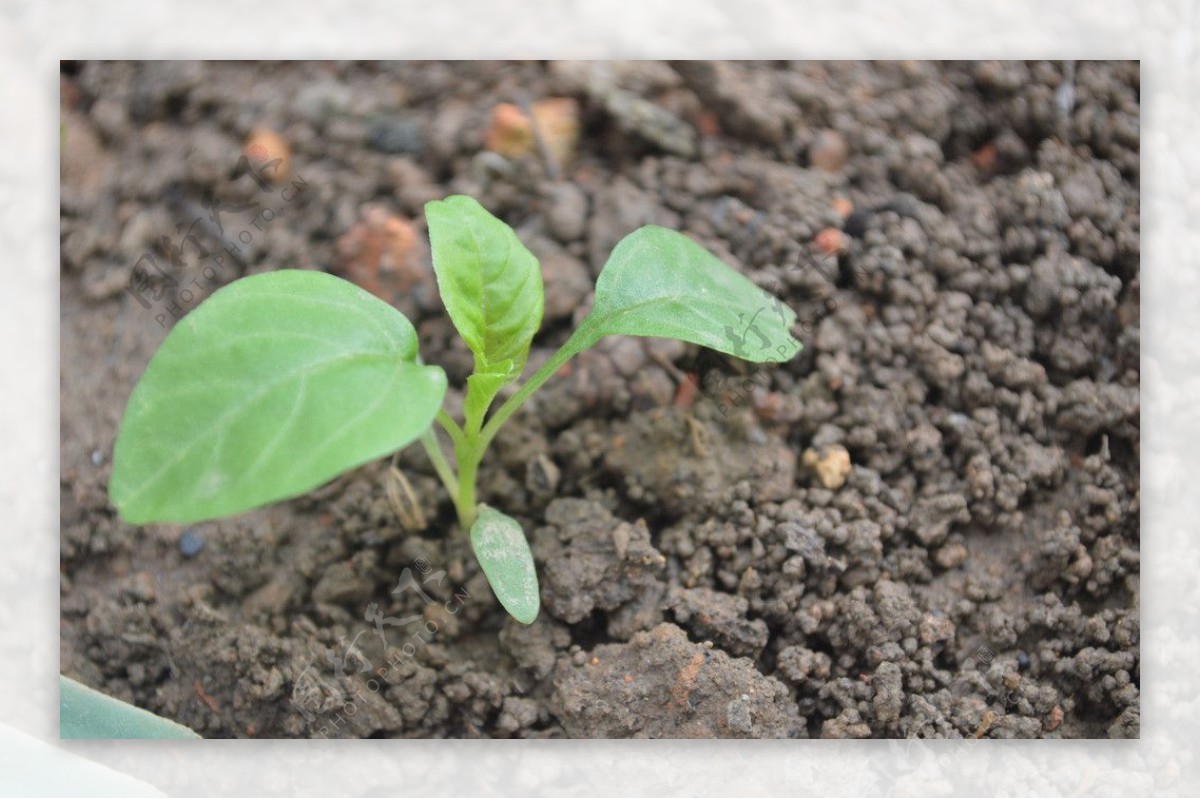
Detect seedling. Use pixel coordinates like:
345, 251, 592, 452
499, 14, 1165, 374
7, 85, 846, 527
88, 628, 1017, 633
110, 196, 800, 624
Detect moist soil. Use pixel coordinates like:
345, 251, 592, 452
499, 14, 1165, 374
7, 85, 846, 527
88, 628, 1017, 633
59, 60, 1140, 739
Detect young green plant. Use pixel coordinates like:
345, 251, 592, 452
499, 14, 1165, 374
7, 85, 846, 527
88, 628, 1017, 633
109, 196, 801, 624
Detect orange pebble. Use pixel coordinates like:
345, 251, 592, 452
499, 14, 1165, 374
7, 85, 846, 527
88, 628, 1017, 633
485, 104, 534, 157
814, 227, 848, 255
243, 128, 290, 183
485, 99, 579, 170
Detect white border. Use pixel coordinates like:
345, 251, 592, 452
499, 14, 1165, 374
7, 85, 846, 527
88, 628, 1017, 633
2, 0, 1192, 795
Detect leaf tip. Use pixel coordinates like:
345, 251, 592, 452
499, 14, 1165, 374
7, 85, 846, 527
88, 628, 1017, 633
510, 605, 540, 625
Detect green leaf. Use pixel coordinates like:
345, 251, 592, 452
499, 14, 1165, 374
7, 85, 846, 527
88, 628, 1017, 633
60, 675, 201, 739
426, 195, 544, 385
464, 368, 512, 435
581, 226, 801, 363
110, 270, 447, 525
470, 506, 539, 624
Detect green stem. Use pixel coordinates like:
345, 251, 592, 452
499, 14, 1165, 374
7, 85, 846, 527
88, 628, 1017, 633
420, 428, 458, 498
437, 320, 601, 532
453, 440, 480, 529
478, 322, 598, 453
436, 409, 465, 448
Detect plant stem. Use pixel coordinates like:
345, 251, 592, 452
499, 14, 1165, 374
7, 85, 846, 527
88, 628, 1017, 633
443, 320, 600, 532
436, 409, 465, 448
453, 440, 480, 529
478, 322, 598, 452
420, 428, 458, 498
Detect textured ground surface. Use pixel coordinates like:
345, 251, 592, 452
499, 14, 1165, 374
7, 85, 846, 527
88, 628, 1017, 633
60, 60, 1139, 738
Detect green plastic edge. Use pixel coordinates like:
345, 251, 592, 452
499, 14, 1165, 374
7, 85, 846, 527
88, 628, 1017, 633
60, 675, 201, 740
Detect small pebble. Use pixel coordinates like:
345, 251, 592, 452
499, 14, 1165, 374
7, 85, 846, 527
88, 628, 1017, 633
814, 227, 848, 255
368, 116, 425, 155
335, 206, 429, 308
809, 129, 849, 172
540, 248, 592, 322
530, 98, 581, 170
843, 209, 872, 239
91, 449, 104, 466
180, 529, 204, 557
802, 444, 852, 490
597, 87, 696, 158
243, 128, 290, 183
485, 99, 580, 170
486, 103, 534, 158
526, 453, 561, 495
971, 141, 999, 173
607, 337, 646, 378
293, 80, 353, 125
544, 182, 588, 243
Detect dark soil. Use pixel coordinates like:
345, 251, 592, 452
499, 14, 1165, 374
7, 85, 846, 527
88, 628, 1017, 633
59, 60, 1140, 739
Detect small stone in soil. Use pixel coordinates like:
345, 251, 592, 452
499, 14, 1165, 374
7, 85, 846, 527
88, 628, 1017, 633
485, 99, 580, 171
526, 453, 561, 496
543, 182, 588, 243
802, 444, 852, 490
814, 227, 848, 255
809, 129, 849, 172
243, 128, 290, 183
368, 116, 426, 155
843, 209, 872, 239
180, 529, 204, 558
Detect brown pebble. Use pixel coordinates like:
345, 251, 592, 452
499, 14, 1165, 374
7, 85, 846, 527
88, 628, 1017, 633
335, 206, 429, 306
971, 141, 998, 173
809, 129, 848, 172
244, 127, 290, 183
802, 444, 852, 490
531, 99, 580, 170
485, 99, 579, 170
486, 104, 533, 158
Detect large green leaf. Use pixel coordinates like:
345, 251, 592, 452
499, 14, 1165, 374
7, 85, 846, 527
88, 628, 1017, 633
470, 506, 539, 624
110, 270, 447, 525
581, 226, 801, 362
426, 195, 544, 387
60, 675, 201, 739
